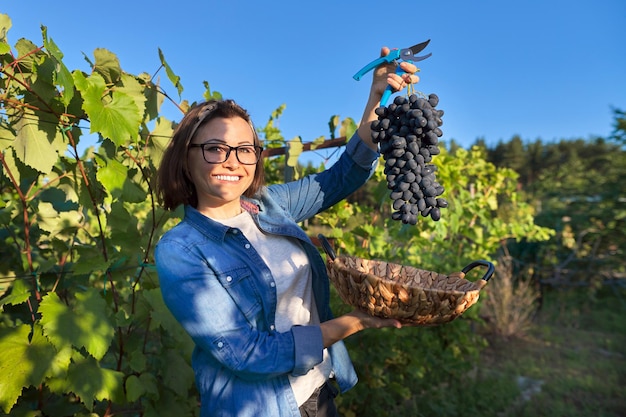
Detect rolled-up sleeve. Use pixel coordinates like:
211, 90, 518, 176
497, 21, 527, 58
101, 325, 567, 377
290, 325, 324, 376
344, 131, 380, 170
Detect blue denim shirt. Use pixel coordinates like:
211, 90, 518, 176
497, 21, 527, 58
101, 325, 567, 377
155, 133, 379, 417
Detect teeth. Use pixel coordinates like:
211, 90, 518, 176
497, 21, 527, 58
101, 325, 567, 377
215, 175, 240, 182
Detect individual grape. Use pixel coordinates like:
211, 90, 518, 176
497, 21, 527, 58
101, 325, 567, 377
375, 106, 388, 117
390, 190, 403, 200
430, 207, 441, 221
428, 93, 439, 107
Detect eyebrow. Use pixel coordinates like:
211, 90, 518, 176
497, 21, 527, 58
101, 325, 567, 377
200, 139, 255, 146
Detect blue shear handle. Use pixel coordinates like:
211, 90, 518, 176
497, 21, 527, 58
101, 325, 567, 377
353, 56, 391, 81
352, 50, 400, 81
380, 87, 393, 107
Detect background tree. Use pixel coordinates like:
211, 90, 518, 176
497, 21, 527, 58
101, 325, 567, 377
610, 107, 626, 145
482, 131, 626, 289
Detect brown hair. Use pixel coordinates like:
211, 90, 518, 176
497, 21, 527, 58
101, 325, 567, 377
157, 99, 265, 210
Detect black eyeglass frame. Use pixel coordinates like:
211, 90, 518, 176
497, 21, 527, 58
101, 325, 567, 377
188, 143, 264, 165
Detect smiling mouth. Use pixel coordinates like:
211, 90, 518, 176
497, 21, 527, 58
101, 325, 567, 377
214, 174, 241, 182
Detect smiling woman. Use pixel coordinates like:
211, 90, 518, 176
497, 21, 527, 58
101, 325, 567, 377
154, 49, 420, 417
186, 112, 261, 219
157, 100, 266, 212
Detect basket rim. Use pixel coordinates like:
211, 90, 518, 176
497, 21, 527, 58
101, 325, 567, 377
327, 255, 484, 295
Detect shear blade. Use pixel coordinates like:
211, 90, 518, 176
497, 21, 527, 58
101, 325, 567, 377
410, 39, 430, 54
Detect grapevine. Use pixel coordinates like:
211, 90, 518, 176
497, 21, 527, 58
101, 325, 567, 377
371, 92, 447, 224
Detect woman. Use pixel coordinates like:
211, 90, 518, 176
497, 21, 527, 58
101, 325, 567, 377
155, 47, 419, 417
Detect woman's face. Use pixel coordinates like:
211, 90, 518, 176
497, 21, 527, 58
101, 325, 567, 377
187, 116, 257, 216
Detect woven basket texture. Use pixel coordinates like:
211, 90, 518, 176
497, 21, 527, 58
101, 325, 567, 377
326, 255, 487, 326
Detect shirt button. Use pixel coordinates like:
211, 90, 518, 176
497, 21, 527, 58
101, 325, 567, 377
226, 276, 233, 282
245, 243, 251, 249
270, 282, 275, 288
232, 230, 238, 234
269, 325, 275, 331
217, 341, 224, 348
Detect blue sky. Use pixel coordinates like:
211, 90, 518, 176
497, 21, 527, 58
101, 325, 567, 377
2, 0, 625, 157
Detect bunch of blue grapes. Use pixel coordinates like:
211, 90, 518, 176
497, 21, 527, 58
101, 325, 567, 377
371, 93, 448, 225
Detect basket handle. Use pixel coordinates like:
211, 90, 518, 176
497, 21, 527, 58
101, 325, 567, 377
461, 260, 495, 282
317, 234, 336, 260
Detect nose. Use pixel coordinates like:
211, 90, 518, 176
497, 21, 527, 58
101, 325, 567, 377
222, 149, 240, 167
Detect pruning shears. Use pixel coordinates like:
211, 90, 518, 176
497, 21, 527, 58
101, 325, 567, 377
353, 40, 432, 106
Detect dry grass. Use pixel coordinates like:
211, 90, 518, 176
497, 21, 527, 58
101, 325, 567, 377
481, 256, 540, 337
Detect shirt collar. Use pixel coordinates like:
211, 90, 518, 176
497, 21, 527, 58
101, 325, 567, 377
183, 205, 230, 241
183, 198, 262, 241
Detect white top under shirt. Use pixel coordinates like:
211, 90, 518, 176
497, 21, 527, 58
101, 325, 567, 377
219, 211, 331, 406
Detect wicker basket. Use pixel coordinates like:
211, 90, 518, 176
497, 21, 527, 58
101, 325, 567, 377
318, 235, 494, 326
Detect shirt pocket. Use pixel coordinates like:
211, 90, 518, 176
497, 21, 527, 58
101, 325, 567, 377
215, 266, 263, 324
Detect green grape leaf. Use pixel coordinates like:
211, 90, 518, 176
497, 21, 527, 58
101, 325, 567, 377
72, 246, 112, 276
121, 176, 147, 203
42, 27, 74, 106
0, 41, 10, 55
65, 356, 124, 409
73, 69, 105, 98
128, 350, 146, 373
94, 89, 142, 146
339, 117, 357, 140
286, 137, 303, 167
138, 372, 159, 398
39, 186, 79, 212
96, 157, 127, 197
140, 71, 162, 121
309, 136, 325, 151
46, 343, 73, 379
125, 375, 145, 402
74, 71, 142, 147
0, 325, 58, 413
107, 201, 140, 251
0, 123, 14, 151
36, 201, 81, 238
162, 350, 194, 397
119, 73, 147, 122
39, 290, 114, 360
12, 109, 59, 174
147, 116, 174, 167
201, 80, 222, 101
0, 150, 25, 188
0, 13, 12, 44
158, 48, 183, 97
93, 48, 121, 84
0, 277, 31, 306
142, 289, 180, 332
142, 289, 193, 354
328, 115, 339, 139
14, 38, 39, 69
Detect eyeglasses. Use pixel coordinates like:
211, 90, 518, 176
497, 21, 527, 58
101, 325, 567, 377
188, 142, 263, 165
